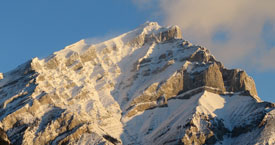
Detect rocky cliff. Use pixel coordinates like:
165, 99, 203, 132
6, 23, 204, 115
0, 22, 274, 145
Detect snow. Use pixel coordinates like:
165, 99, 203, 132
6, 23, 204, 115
0, 21, 273, 145
121, 93, 202, 144
121, 90, 261, 144
18, 21, 204, 144
196, 91, 261, 131
25, 22, 182, 141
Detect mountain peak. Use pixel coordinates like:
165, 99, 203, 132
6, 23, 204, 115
48, 22, 182, 62
139, 21, 160, 30
0, 22, 273, 145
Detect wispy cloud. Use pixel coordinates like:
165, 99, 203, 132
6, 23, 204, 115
256, 47, 275, 70
132, 0, 158, 9
133, 0, 275, 71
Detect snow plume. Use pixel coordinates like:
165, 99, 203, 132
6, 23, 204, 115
133, 0, 275, 71
85, 32, 123, 45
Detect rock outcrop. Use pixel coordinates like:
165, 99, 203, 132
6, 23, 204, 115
0, 73, 3, 80
126, 47, 260, 117
222, 69, 259, 100
0, 128, 11, 145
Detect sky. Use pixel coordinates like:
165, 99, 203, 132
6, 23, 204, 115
0, 0, 274, 102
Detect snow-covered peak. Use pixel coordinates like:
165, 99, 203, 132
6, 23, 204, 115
51, 22, 181, 60
137, 21, 161, 34
140, 21, 160, 28
0, 22, 273, 145
56, 39, 88, 57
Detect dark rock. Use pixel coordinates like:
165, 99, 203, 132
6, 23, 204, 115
189, 50, 209, 62
159, 54, 167, 60
103, 135, 121, 145
222, 69, 259, 100
158, 26, 182, 41
157, 96, 167, 107
182, 62, 225, 93
0, 128, 11, 145
140, 58, 152, 65
144, 25, 182, 45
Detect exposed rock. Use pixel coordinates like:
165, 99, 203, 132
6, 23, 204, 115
139, 58, 152, 65
0, 73, 3, 80
130, 83, 159, 106
65, 51, 79, 67
189, 50, 209, 62
158, 25, 182, 41
180, 62, 225, 95
156, 96, 167, 107
158, 53, 167, 60
44, 55, 60, 70
179, 114, 230, 145
0, 128, 11, 145
128, 34, 146, 47
126, 70, 184, 116
103, 134, 121, 145
202, 63, 226, 91
80, 46, 97, 64
222, 69, 259, 100
126, 59, 260, 117
126, 102, 156, 117
130, 24, 182, 47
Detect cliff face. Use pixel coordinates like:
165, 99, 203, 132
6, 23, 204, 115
0, 22, 274, 145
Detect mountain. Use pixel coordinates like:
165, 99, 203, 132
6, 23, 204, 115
0, 22, 274, 145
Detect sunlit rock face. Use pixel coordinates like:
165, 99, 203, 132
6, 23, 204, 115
0, 73, 3, 80
0, 22, 274, 145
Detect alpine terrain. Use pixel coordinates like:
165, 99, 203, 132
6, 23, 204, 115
0, 22, 274, 145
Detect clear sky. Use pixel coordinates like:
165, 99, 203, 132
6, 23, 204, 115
0, 0, 274, 102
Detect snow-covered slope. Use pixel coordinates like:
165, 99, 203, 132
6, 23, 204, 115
0, 22, 274, 145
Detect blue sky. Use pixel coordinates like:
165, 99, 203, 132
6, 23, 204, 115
0, 1, 274, 102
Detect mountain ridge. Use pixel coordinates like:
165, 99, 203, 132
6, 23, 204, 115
0, 22, 274, 145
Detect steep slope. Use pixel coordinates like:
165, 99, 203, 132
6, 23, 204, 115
0, 22, 274, 145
